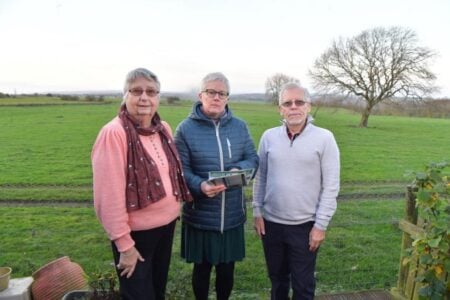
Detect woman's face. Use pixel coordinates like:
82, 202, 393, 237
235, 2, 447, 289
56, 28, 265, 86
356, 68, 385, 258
125, 77, 160, 121
198, 80, 228, 119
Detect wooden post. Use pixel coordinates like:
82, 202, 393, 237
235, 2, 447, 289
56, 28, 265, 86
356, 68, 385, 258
392, 184, 449, 300
405, 186, 418, 224
396, 185, 418, 297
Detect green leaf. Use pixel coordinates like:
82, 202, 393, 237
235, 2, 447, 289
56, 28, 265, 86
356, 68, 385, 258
430, 170, 442, 183
428, 237, 442, 248
415, 274, 426, 282
416, 172, 428, 181
438, 243, 448, 252
417, 189, 431, 202
418, 285, 432, 296
419, 253, 433, 265
444, 260, 450, 273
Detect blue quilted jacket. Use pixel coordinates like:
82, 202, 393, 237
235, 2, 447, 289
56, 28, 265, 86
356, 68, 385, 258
174, 102, 259, 232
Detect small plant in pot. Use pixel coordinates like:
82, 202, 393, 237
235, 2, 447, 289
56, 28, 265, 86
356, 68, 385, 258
62, 270, 120, 300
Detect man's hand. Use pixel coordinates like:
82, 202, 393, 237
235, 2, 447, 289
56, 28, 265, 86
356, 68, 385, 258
253, 217, 265, 238
309, 227, 325, 252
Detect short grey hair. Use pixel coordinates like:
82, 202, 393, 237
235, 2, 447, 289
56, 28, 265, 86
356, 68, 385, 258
278, 82, 311, 105
121, 68, 160, 104
200, 72, 230, 94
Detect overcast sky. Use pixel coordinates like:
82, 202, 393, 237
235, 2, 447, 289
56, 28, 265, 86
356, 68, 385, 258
1, 0, 449, 97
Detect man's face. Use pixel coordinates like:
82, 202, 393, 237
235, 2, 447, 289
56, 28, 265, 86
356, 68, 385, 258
279, 88, 311, 127
198, 80, 228, 119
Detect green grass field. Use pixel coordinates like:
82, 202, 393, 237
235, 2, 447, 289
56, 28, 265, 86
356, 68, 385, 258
0, 200, 403, 298
0, 97, 448, 298
0, 99, 448, 199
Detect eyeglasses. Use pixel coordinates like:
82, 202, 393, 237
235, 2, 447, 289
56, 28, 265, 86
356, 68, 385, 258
281, 100, 309, 108
128, 88, 160, 97
202, 89, 229, 99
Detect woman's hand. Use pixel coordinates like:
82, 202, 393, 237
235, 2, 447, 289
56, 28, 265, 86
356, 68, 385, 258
117, 247, 145, 278
201, 181, 226, 197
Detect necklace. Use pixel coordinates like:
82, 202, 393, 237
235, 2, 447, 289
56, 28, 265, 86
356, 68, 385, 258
149, 134, 165, 166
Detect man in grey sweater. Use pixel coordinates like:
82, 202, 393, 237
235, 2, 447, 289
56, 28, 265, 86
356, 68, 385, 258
252, 82, 340, 300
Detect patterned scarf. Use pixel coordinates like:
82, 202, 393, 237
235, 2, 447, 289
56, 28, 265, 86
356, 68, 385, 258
119, 105, 192, 212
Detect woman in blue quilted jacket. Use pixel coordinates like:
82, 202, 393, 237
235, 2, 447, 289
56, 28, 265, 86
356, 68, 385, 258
174, 72, 259, 300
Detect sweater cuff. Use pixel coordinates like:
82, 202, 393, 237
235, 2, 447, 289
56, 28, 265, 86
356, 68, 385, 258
253, 207, 263, 218
114, 234, 135, 252
314, 218, 330, 231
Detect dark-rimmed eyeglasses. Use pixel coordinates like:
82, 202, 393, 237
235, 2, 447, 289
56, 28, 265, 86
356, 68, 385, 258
202, 89, 229, 99
281, 100, 309, 108
128, 88, 160, 97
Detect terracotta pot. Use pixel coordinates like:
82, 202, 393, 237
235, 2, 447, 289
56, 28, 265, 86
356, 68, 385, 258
0, 266, 12, 291
31, 256, 88, 300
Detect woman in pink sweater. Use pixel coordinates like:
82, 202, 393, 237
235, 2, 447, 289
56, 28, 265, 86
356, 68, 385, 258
91, 68, 192, 300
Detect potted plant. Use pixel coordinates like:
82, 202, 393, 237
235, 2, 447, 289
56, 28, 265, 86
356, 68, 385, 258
62, 270, 120, 300
0, 267, 12, 292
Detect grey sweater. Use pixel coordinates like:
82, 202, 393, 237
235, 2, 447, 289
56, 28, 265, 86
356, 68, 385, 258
252, 118, 340, 230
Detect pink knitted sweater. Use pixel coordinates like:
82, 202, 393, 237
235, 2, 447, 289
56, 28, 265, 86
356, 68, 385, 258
92, 117, 180, 252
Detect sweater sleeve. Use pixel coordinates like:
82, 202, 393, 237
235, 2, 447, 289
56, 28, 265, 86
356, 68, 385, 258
314, 132, 340, 230
91, 120, 134, 252
252, 131, 268, 218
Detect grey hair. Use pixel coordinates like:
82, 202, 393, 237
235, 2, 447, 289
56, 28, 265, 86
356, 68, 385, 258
200, 72, 230, 94
278, 82, 311, 105
121, 68, 160, 104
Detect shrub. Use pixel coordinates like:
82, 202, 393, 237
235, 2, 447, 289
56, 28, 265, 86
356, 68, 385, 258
85, 95, 96, 102
60, 95, 80, 101
88, 270, 120, 300
407, 161, 450, 299
166, 96, 181, 105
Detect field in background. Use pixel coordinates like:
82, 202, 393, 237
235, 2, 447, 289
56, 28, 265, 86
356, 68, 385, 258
0, 97, 449, 298
1, 98, 448, 190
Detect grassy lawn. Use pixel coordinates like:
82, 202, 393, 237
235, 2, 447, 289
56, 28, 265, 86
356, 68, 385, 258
0, 97, 448, 298
0, 100, 448, 197
0, 199, 403, 298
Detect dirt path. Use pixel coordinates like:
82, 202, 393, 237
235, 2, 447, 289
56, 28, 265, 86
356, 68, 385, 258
0, 192, 405, 207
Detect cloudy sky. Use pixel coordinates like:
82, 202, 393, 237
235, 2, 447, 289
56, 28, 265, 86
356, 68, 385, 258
1, 0, 449, 97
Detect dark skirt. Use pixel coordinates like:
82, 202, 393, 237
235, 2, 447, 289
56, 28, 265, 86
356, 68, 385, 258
181, 222, 245, 265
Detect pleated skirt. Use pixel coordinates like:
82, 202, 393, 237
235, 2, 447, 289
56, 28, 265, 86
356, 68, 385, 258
180, 222, 245, 265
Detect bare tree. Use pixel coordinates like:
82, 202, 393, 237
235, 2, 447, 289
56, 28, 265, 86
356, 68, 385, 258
265, 73, 300, 105
309, 27, 438, 127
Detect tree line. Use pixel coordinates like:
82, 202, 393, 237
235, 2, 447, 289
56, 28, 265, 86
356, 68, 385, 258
265, 26, 439, 127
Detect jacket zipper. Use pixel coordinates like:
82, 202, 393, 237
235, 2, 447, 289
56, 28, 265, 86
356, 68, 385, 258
215, 122, 226, 233
227, 138, 232, 159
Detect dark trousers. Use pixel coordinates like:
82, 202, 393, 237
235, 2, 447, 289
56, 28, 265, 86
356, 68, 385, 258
112, 219, 176, 300
262, 220, 317, 300
192, 261, 235, 300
